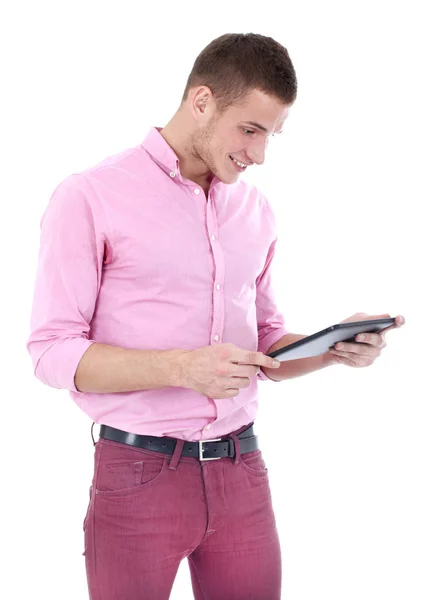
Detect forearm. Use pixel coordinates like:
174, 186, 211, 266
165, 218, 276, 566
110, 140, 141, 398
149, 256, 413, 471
261, 333, 337, 382
74, 343, 187, 393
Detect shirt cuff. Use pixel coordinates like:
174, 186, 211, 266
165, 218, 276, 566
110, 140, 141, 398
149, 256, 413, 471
256, 329, 290, 381
35, 338, 97, 392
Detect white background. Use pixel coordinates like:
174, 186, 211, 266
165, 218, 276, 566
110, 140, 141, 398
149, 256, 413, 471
2, 1, 419, 598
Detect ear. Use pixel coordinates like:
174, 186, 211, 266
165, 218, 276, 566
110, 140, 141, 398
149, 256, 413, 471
190, 87, 218, 126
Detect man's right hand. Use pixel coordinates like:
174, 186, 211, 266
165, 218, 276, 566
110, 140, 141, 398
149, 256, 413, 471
176, 343, 281, 399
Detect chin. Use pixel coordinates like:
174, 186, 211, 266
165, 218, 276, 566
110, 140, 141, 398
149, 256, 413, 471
210, 158, 241, 185
220, 165, 240, 184
218, 173, 238, 185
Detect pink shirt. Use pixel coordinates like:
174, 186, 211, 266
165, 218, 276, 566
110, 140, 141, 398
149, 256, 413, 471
26, 126, 288, 441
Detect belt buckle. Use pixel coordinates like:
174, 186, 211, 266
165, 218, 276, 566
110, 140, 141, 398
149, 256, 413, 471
199, 438, 222, 461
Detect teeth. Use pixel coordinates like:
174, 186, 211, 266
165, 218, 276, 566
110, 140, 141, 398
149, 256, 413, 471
231, 156, 247, 168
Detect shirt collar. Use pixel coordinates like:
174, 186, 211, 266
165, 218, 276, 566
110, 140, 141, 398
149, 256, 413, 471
141, 126, 180, 176
141, 126, 222, 189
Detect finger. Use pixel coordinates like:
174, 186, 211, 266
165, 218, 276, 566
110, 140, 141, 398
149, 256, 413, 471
331, 353, 360, 367
330, 350, 369, 367
232, 365, 259, 378
373, 315, 405, 336
229, 376, 251, 388
237, 351, 281, 370
224, 389, 240, 398
379, 314, 404, 327
357, 313, 390, 321
354, 333, 386, 348
333, 342, 378, 357
387, 315, 405, 330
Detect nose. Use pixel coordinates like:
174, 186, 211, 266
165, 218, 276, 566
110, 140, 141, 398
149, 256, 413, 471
246, 139, 267, 166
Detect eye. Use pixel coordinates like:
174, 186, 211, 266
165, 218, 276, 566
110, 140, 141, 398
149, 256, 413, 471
242, 128, 255, 135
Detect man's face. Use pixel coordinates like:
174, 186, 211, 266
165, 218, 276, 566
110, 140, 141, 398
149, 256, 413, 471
190, 88, 291, 185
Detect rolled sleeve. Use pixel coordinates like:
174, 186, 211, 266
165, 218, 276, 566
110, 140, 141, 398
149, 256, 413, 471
255, 232, 289, 381
26, 174, 111, 391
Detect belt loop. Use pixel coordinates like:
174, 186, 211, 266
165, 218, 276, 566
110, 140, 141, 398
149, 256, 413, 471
169, 438, 184, 471
90, 422, 97, 447
228, 433, 241, 465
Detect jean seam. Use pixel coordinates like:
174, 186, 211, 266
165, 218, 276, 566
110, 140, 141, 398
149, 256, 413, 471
189, 557, 210, 600
90, 439, 104, 575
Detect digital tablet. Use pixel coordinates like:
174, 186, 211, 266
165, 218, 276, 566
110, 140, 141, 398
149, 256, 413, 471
267, 318, 395, 362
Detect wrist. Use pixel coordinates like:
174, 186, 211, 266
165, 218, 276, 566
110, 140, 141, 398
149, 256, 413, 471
321, 351, 337, 368
167, 349, 191, 388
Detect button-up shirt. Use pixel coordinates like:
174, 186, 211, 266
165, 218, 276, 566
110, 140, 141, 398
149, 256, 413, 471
26, 126, 288, 441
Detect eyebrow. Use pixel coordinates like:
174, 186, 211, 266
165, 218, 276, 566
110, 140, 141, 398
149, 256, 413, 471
243, 121, 283, 134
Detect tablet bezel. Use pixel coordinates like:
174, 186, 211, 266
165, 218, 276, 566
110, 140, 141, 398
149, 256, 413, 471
267, 317, 395, 360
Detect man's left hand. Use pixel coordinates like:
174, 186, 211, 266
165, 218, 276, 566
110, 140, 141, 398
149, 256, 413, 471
328, 312, 405, 368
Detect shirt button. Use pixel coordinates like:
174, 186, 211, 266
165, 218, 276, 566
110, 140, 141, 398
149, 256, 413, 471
211, 234, 216, 241
169, 171, 176, 178
216, 283, 221, 290
193, 188, 200, 195
205, 425, 211, 430
214, 335, 220, 342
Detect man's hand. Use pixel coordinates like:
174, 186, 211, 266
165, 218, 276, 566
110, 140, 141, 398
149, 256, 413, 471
177, 343, 281, 399
328, 312, 405, 368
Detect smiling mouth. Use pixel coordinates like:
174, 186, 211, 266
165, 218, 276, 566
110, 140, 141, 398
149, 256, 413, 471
229, 155, 248, 169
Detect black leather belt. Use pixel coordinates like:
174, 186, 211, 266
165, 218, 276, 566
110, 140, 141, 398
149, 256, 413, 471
99, 423, 258, 461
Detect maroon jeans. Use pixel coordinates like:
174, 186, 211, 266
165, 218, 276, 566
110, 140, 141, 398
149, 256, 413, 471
82, 423, 282, 599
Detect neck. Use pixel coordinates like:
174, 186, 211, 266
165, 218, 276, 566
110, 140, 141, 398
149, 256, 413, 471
159, 114, 213, 193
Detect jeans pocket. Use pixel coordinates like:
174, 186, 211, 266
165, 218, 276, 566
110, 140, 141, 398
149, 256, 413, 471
240, 449, 269, 477
95, 456, 168, 497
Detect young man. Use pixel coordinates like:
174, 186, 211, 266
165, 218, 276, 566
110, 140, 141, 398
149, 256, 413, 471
26, 33, 404, 599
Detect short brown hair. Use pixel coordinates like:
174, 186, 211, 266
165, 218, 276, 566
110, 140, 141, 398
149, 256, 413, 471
181, 33, 297, 113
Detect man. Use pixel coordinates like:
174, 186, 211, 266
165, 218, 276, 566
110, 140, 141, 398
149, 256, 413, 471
26, 32, 404, 600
